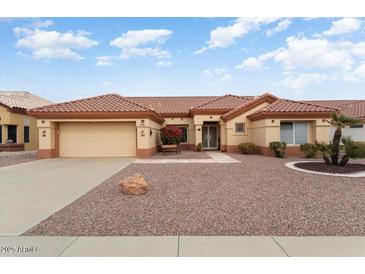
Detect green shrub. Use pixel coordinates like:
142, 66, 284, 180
196, 143, 202, 152
238, 142, 257, 154
269, 141, 287, 158
300, 143, 318, 158
355, 142, 365, 158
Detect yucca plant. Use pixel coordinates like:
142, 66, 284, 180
340, 137, 363, 166
315, 141, 332, 165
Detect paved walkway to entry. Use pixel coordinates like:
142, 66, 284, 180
1, 236, 364, 257
0, 158, 134, 236
134, 151, 240, 164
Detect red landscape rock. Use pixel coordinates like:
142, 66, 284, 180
119, 174, 148, 195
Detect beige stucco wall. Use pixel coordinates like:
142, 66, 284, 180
0, 105, 38, 150
251, 118, 330, 146
225, 103, 270, 146
164, 117, 195, 145
36, 118, 161, 152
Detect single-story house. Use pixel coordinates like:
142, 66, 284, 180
29, 92, 363, 159
0, 91, 52, 151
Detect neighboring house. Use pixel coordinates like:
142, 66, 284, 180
0, 91, 52, 151
29, 92, 340, 158
302, 100, 365, 142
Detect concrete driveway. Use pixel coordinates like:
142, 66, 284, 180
0, 157, 133, 236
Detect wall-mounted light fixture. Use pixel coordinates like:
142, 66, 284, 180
197, 128, 201, 131
271, 120, 275, 124
210, 116, 213, 119
42, 130, 46, 137
141, 130, 145, 137
41, 120, 45, 124
140, 120, 145, 125
150, 129, 153, 136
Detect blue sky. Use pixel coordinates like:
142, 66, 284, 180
1, 17, 365, 102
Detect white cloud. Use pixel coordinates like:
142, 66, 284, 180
110, 29, 172, 48
156, 60, 172, 67
239, 36, 355, 72
266, 19, 291, 37
194, 17, 279, 54
14, 27, 98, 61
202, 67, 233, 82
235, 52, 276, 70
283, 73, 328, 91
343, 64, 365, 81
96, 56, 113, 66
120, 47, 170, 60
110, 29, 172, 62
33, 19, 54, 29
323, 17, 362, 36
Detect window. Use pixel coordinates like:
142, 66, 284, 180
24, 126, 30, 143
7, 125, 17, 143
280, 122, 307, 144
177, 126, 188, 143
350, 124, 363, 129
235, 122, 245, 133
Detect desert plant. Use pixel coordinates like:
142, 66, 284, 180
196, 143, 202, 152
160, 125, 183, 145
269, 141, 287, 158
339, 137, 363, 166
300, 143, 318, 158
238, 142, 257, 154
315, 141, 332, 165
355, 142, 365, 158
325, 112, 361, 165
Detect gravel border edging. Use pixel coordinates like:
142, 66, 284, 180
285, 161, 365, 178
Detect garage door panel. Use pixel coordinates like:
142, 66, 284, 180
59, 123, 136, 157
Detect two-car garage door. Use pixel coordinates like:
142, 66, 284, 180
59, 122, 136, 157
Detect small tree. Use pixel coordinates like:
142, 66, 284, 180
325, 112, 361, 165
160, 125, 183, 145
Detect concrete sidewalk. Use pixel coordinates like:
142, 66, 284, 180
134, 151, 241, 164
1, 236, 364, 257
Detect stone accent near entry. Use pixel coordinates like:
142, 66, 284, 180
119, 174, 149, 195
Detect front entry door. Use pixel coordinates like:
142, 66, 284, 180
202, 125, 218, 149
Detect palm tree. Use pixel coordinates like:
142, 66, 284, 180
326, 112, 361, 165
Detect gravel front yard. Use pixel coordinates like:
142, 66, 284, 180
24, 154, 365, 236
0, 151, 38, 167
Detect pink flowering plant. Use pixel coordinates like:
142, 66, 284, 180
160, 125, 183, 145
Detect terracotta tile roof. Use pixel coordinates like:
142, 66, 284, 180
29, 93, 165, 123
30, 93, 152, 113
190, 94, 255, 111
302, 100, 365, 118
261, 99, 337, 112
247, 99, 337, 120
0, 91, 52, 110
127, 96, 219, 115
221, 93, 278, 121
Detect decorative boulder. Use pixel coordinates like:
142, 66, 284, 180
119, 174, 148, 195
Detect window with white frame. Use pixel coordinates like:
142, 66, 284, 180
280, 122, 308, 144
235, 122, 245, 133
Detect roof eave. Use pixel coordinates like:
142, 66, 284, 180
247, 111, 334, 121
28, 110, 165, 124
221, 95, 278, 122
